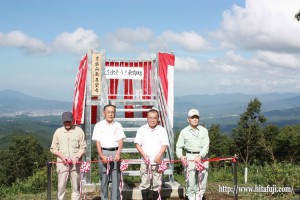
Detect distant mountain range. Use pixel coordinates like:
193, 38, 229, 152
1, 89, 300, 133
173, 92, 300, 132
0, 90, 71, 117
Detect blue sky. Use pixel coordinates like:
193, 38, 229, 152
1, 0, 300, 101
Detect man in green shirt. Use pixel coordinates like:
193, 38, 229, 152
176, 109, 209, 200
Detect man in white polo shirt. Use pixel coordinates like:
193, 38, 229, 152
92, 103, 126, 200
134, 107, 170, 200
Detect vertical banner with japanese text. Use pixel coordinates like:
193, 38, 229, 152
91, 52, 102, 124
92, 53, 102, 96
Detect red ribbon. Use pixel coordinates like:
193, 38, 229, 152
106, 156, 113, 176
143, 157, 152, 180
157, 160, 168, 200
195, 161, 206, 200
64, 158, 73, 181
181, 159, 189, 182
50, 156, 237, 165
119, 160, 129, 200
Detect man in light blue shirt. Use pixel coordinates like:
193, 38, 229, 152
176, 109, 209, 200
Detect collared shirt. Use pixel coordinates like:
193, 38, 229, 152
92, 119, 126, 148
50, 125, 86, 169
134, 124, 169, 162
176, 125, 209, 158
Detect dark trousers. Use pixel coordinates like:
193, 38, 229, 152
141, 189, 159, 200
99, 150, 121, 200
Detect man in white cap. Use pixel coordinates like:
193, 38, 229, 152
176, 109, 210, 200
50, 111, 86, 200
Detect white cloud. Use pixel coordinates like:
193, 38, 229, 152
52, 28, 99, 55
213, 0, 300, 51
0, 31, 50, 54
255, 51, 300, 69
102, 28, 210, 53
175, 56, 201, 72
114, 28, 153, 42
0, 28, 99, 55
104, 28, 153, 52
159, 31, 209, 52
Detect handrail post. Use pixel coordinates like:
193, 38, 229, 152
47, 161, 52, 200
232, 156, 238, 200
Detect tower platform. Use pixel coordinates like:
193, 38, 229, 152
81, 181, 185, 200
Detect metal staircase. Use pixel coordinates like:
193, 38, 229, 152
111, 98, 174, 180
75, 50, 183, 199
99, 57, 175, 182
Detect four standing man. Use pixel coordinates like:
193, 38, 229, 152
50, 106, 209, 200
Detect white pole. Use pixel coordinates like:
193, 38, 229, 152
167, 65, 174, 128
244, 167, 248, 184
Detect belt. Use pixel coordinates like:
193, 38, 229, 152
186, 150, 200, 154
102, 147, 118, 151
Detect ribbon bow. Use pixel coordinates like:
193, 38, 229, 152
195, 161, 205, 172
106, 156, 113, 175
181, 158, 188, 167
80, 162, 91, 173
66, 158, 73, 164
158, 160, 167, 173
120, 160, 129, 171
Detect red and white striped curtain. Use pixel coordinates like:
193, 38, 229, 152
142, 61, 152, 118
72, 54, 88, 125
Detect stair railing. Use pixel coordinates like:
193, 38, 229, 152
156, 77, 175, 181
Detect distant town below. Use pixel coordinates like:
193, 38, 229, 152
1, 89, 300, 133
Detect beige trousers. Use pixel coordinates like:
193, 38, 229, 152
139, 163, 161, 191
57, 165, 80, 200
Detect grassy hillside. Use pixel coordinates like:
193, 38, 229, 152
0, 115, 61, 149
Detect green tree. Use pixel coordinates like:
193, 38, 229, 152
0, 134, 47, 186
258, 124, 280, 164
208, 124, 234, 158
232, 98, 266, 166
276, 125, 300, 163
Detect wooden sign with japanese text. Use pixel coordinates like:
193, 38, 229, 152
91, 53, 102, 96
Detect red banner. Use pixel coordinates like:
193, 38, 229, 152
72, 54, 88, 125
158, 53, 175, 101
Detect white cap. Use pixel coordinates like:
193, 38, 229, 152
188, 109, 199, 117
